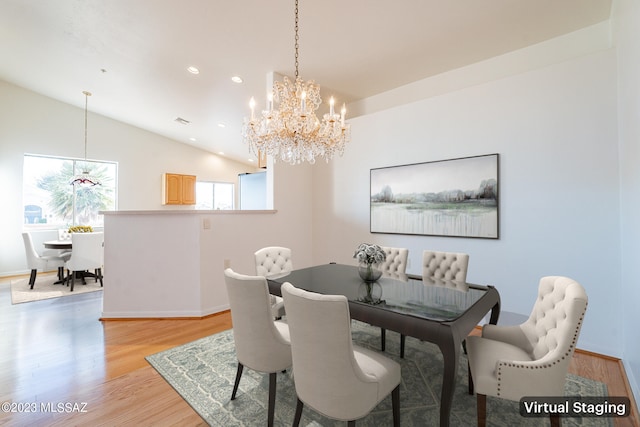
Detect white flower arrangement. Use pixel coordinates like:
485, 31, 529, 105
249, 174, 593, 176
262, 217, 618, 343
353, 243, 386, 265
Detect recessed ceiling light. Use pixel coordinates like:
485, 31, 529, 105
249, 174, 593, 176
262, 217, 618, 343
189, 137, 197, 142
248, 158, 254, 162
187, 66, 200, 74
218, 123, 226, 128
231, 76, 243, 83
218, 152, 225, 155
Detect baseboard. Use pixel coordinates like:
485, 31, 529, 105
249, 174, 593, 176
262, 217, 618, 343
100, 301, 230, 319
100, 309, 231, 321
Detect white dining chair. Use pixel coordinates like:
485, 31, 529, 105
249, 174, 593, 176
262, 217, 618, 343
378, 246, 408, 353
254, 246, 293, 319
64, 232, 104, 291
282, 281, 401, 426
467, 276, 588, 427
22, 232, 68, 289
422, 250, 469, 281
224, 268, 292, 427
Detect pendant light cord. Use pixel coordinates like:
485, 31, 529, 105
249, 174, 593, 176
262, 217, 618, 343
82, 90, 91, 160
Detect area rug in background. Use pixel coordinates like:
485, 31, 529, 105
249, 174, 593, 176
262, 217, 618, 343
146, 321, 612, 427
11, 274, 103, 304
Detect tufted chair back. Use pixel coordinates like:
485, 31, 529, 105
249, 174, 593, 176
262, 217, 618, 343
466, 276, 588, 425
521, 276, 588, 361
379, 246, 408, 277
422, 250, 469, 281
255, 246, 293, 277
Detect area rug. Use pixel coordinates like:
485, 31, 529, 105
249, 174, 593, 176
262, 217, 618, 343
11, 274, 103, 304
147, 321, 612, 427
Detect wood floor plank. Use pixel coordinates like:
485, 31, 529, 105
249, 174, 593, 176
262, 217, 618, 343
0, 274, 637, 426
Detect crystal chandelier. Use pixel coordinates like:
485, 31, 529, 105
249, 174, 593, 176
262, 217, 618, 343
70, 91, 101, 186
241, 0, 351, 165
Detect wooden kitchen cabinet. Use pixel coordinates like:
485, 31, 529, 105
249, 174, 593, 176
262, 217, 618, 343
163, 173, 196, 205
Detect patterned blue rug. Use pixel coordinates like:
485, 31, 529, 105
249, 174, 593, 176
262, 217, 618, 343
146, 321, 611, 426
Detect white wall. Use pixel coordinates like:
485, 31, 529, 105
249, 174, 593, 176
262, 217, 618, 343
612, 0, 640, 406
0, 82, 261, 276
312, 30, 621, 358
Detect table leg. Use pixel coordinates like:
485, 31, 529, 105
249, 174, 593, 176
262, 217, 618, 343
53, 267, 66, 285
437, 333, 460, 427
488, 286, 501, 325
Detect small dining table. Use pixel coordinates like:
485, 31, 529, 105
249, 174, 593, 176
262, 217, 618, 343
267, 263, 501, 427
43, 240, 72, 250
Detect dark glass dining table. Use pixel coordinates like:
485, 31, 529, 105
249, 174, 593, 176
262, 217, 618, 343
267, 263, 501, 427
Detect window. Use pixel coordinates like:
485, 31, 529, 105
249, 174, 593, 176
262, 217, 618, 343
196, 181, 234, 210
23, 154, 117, 229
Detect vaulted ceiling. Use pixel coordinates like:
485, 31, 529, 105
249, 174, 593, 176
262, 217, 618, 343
0, 0, 611, 165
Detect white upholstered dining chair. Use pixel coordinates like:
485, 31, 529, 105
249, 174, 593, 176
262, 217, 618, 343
224, 268, 292, 427
379, 246, 409, 280
378, 246, 409, 353
22, 232, 67, 289
422, 250, 469, 281
64, 232, 104, 291
466, 276, 588, 427
281, 282, 401, 427
254, 246, 293, 319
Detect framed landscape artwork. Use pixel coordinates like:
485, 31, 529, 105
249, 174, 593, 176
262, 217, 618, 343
370, 154, 499, 239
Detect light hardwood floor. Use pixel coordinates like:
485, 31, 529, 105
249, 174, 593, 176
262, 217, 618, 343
0, 274, 637, 426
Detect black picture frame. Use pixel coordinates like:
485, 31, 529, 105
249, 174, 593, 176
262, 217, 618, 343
370, 154, 499, 239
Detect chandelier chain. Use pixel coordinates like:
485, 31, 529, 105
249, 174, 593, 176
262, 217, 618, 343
294, 0, 299, 78
241, 0, 351, 165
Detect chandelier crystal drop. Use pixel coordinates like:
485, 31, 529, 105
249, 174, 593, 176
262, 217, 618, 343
241, 0, 350, 165
70, 91, 101, 187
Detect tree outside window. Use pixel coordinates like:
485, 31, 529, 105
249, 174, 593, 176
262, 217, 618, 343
23, 155, 117, 229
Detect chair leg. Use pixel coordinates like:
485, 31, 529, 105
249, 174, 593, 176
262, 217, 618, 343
347, 421, 356, 427
380, 328, 386, 351
477, 393, 487, 427
400, 334, 406, 358
468, 363, 474, 395
231, 363, 243, 400
293, 398, 304, 427
268, 372, 276, 427
392, 384, 400, 427
28, 269, 37, 289
550, 414, 561, 427
97, 268, 103, 286
70, 270, 75, 292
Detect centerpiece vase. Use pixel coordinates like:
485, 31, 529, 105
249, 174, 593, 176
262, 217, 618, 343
358, 262, 382, 283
